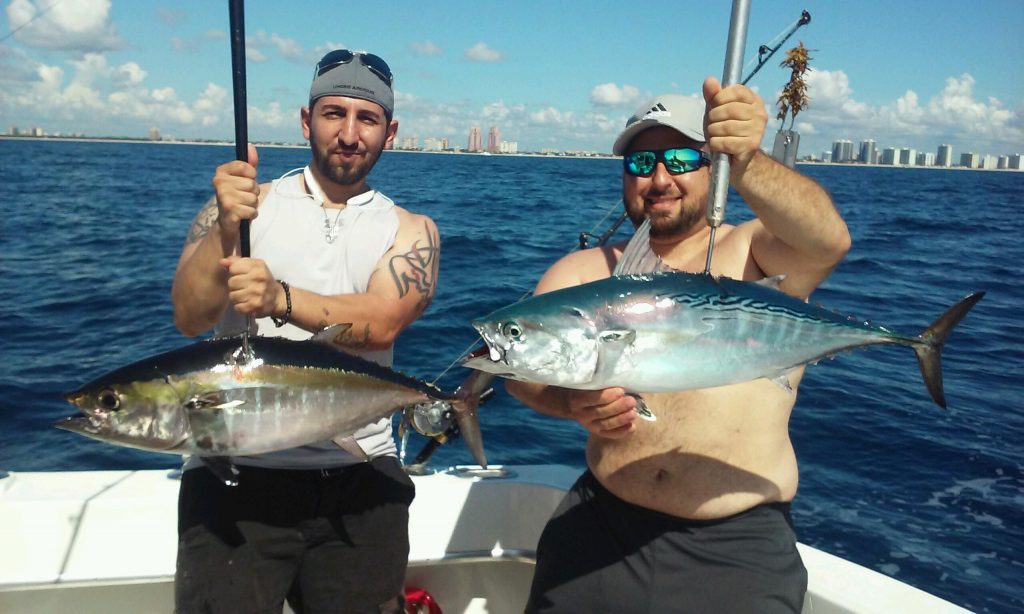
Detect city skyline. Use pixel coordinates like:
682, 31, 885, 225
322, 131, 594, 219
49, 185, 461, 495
7, 119, 1021, 169
1, 1, 1021, 156
819, 137, 1021, 169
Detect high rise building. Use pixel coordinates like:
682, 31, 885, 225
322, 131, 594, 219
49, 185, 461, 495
936, 144, 953, 167
831, 139, 853, 163
917, 152, 935, 167
858, 140, 876, 164
898, 148, 917, 166
1009, 154, 1023, 170
468, 126, 482, 152
880, 147, 899, 165
488, 126, 500, 153
960, 152, 980, 168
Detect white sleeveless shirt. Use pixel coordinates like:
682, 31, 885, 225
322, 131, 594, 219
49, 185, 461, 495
212, 167, 401, 469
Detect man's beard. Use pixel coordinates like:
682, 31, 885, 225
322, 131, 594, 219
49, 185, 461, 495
311, 145, 379, 186
627, 200, 706, 239
648, 205, 705, 238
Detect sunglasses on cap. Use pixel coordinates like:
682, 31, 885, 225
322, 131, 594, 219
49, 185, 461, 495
623, 147, 710, 177
314, 49, 393, 86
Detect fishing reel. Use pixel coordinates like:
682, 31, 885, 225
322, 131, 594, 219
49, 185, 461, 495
401, 400, 455, 438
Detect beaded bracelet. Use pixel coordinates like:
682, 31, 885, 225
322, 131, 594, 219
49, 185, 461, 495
271, 280, 292, 327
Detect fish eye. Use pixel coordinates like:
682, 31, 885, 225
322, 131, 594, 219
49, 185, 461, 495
97, 389, 121, 411
500, 321, 523, 339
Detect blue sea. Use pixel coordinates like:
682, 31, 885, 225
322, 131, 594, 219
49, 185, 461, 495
1, 139, 1021, 612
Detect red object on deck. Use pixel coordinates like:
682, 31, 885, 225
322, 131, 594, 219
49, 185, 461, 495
405, 586, 442, 614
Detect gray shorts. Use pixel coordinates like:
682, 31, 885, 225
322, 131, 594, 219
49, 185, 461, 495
527, 470, 807, 614
175, 457, 415, 614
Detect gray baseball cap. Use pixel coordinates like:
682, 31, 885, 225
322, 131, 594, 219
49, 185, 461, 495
309, 50, 394, 119
612, 94, 706, 155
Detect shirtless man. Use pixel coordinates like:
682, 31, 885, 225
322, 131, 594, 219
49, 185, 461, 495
509, 78, 851, 613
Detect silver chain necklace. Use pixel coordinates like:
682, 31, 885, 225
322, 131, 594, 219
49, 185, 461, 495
321, 205, 344, 243
304, 166, 346, 243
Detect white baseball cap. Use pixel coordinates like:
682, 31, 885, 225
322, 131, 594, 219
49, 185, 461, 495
612, 94, 706, 155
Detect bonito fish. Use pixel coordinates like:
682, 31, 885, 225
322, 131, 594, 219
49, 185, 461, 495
59, 326, 484, 461
462, 272, 984, 408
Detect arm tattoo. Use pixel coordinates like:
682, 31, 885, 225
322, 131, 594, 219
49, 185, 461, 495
388, 221, 439, 310
325, 323, 371, 350
185, 196, 219, 245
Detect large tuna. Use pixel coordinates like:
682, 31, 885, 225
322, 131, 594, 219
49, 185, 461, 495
59, 326, 486, 464
462, 271, 983, 408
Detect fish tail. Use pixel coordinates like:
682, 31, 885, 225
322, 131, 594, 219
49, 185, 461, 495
451, 369, 494, 468
913, 292, 985, 409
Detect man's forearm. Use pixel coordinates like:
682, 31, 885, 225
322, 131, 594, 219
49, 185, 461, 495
172, 227, 234, 336
505, 380, 572, 419
282, 287, 409, 351
734, 151, 850, 261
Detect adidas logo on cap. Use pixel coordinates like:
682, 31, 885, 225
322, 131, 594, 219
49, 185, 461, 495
640, 103, 671, 120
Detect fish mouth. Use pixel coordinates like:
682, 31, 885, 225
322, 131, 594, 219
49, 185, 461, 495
460, 342, 517, 378
54, 416, 104, 436
464, 344, 493, 362
461, 328, 507, 366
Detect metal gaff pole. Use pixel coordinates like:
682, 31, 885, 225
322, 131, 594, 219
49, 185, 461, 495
703, 0, 752, 275
228, 0, 254, 355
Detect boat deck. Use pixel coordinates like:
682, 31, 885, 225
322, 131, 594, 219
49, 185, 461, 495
0, 466, 971, 613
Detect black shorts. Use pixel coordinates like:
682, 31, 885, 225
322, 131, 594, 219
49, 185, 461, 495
527, 470, 807, 614
175, 457, 415, 614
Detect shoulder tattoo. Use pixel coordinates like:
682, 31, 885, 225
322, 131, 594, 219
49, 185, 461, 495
388, 221, 440, 311
185, 196, 219, 245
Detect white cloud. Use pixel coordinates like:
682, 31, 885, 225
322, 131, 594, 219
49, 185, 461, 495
266, 33, 300, 62
797, 69, 1021, 153
482, 101, 512, 121
113, 62, 146, 87
590, 83, 642, 107
410, 41, 443, 57
6, 0, 124, 52
249, 101, 293, 131
529, 106, 572, 125
465, 42, 502, 62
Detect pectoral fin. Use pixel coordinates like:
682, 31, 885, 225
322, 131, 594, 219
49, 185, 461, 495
332, 435, 370, 462
594, 329, 635, 384
630, 394, 657, 421
770, 371, 797, 394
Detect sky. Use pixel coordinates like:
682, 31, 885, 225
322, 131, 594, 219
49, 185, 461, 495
2, 0, 1023, 158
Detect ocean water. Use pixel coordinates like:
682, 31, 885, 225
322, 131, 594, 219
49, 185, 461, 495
1, 139, 1021, 612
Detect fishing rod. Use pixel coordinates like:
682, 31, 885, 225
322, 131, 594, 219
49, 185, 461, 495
703, 0, 751, 274
741, 10, 811, 86
228, 0, 254, 358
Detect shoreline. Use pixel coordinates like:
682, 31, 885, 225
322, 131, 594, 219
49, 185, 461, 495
0, 135, 612, 160
2, 135, 1021, 171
